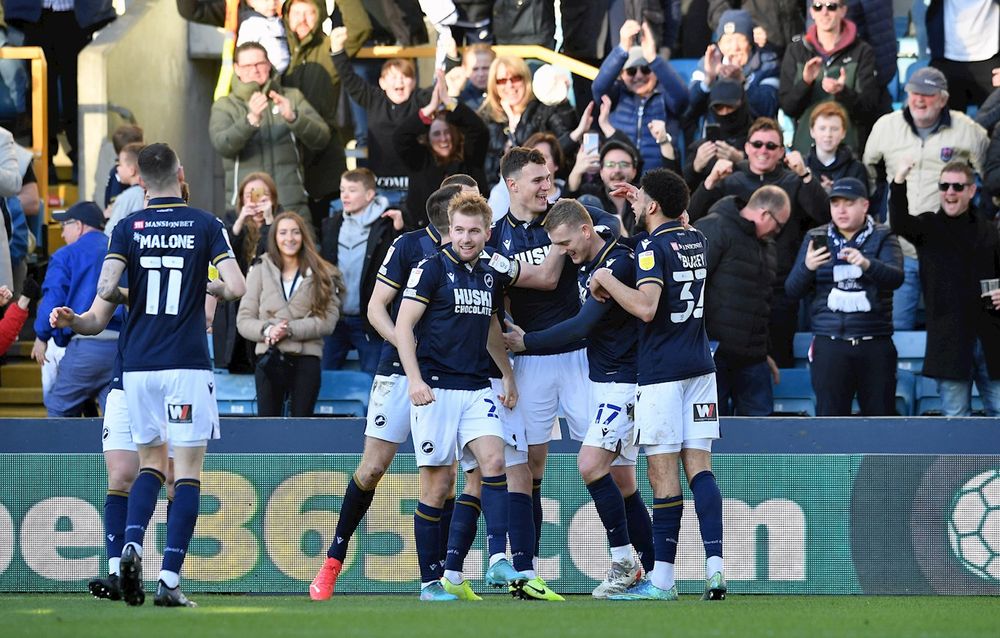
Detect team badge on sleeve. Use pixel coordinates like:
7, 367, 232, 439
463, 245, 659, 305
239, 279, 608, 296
407, 268, 423, 288
638, 250, 655, 271
487, 252, 513, 274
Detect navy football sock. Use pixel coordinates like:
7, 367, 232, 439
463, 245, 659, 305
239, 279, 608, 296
624, 490, 655, 573
586, 474, 630, 549
104, 490, 128, 566
508, 492, 535, 572
413, 502, 443, 584
652, 495, 683, 565
124, 468, 165, 550
444, 494, 480, 572
532, 478, 543, 557
480, 474, 509, 558
328, 475, 376, 561
690, 470, 724, 561
438, 497, 455, 566
161, 479, 200, 577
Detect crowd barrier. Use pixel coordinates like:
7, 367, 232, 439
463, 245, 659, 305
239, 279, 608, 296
2, 417, 999, 595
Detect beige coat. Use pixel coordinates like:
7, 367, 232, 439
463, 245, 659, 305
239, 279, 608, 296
236, 254, 339, 358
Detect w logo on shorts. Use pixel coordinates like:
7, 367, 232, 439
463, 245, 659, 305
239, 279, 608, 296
168, 404, 193, 423
692, 402, 717, 422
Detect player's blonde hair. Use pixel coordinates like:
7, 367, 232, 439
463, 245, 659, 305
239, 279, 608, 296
447, 192, 492, 229
543, 198, 590, 231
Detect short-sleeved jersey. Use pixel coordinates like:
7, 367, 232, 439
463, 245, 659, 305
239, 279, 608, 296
373, 224, 444, 376
634, 220, 715, 386
106, 197, 235, 372
403, 245, 519, 390
579, 238, 638, 383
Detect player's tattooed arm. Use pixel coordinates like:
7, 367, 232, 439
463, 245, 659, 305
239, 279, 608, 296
96, 260, 128, 305
367, 281, 400, 346
590, 268, 662, 323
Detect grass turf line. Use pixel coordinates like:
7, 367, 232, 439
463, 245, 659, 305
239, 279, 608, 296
4, 594, 1000, 638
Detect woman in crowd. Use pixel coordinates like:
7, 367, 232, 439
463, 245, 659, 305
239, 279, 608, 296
237, 211, 343, 416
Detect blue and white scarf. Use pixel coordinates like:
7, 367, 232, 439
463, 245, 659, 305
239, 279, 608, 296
826, 216, 875, 313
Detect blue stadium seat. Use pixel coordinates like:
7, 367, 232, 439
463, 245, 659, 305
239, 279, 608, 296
669, 58, 700, 87
915, 375, 985, 416
792, 332, 813, 368
772, 368, 816, 416
314, 370, 374, 417
893, 331, 927, 374
214, 373, 257, 416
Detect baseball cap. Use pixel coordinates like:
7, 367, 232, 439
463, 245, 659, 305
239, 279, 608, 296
715, 9, 754, 42
904, 66, 948, 95
709, 79, 744, 108
829, 177, 868, 200
599, 139, 640, 168
52, 201, 105, 229
623, 46, 648, 70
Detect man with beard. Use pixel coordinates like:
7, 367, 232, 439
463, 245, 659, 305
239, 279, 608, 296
566, 140, 641, 235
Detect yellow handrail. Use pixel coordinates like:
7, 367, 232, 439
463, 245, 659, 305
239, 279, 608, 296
0, 46, 48, 217
355, 44, 599, 81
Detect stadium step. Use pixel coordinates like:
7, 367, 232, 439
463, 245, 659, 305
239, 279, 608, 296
1, 361, 41, 388
0, 387, 42, 404
0, 403, 48, 417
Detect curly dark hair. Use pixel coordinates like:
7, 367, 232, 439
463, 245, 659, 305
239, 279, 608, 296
640, 168, 689, 220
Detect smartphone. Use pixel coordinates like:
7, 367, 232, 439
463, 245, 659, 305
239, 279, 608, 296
582, 132, 599, 156
250, 186, 266, 204
808, 227, 828, 246
704, 123, 722, 142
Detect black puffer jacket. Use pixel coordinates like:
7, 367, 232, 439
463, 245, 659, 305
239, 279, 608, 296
479, 98, 578, 190
806, 144, 869, 190
694, 196, 776, 362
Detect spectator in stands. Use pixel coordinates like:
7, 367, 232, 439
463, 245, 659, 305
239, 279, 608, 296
33, 202, 123, 416
591, 19, 687, 174
686, 9, 781, 131
238, 211, 342, 416
0, 277, 39, 354
489, 130, 566, 220
209, 42, 330, 219
283, 0, 370, 234
444, 42, 494, 111
863, 67, 989, 329
237, 0, 290, 74
5, 0, 116, 180
974, 68, 1000, 135
478, 54, 578, 191
986, 104, 1000, 206
0, 125, 22, 198
567, 138, 642, 235
889, 161, 1000, 416
104, 143, 144, 238
693, 185, 789, 415
804, 101, 868, 194
683, 79, 754, 190
320, 168, 401, 373
785, 177, 903, 416
840, 0, 897, 117
395, 71, 489, 229
3, 141, 36, 295
103, 124, 143, 208
708, 0, 804, 56
779, 0, 879, 155
926, 0, 1000, 112
330, 26, 430, 210
689, 117, 830, 366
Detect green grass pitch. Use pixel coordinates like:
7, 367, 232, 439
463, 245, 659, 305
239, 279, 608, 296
4, 594, 1000, 638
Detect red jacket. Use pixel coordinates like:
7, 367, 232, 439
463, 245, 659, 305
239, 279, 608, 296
0, 303, 28, 354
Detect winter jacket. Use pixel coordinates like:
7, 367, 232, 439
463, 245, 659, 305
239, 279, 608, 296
493, 0, 556, 46
209, 74, 330, 216
394, 103, 489, 229
592, 45, 689, 173
708, 0, 804, 54
806, 144, 869, 192
5, 0, 115, 30
985, 125, 1000, 199
693, 196, 776, 362
682, 103, 755, 189
779, 20, 880, 154
688, 161, 831, 287
863, 107, 989, 257
976, 87, 1000, 136
320, 206, 399, 336
785, 220, 903, 339
687, 46, 782, 123
0, 299, 27, 354
282, 0, 371, 200
479, 98, 578, 190
888, 181, 1000, 380
236, 253, 340, 358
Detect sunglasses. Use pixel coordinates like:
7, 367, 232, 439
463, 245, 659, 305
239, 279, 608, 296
811, 2, 842, 11
495, 75, 523, 86
625, 66, 652, 77
938, 182, 969, 192
748, 140, 782, 151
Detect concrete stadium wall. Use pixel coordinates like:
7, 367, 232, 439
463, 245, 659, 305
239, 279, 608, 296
79, 0, 223, 214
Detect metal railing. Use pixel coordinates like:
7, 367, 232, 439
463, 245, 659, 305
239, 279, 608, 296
0, 46, 48, 213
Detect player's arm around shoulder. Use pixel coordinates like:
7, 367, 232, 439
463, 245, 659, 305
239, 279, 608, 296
506, 246, 559, 291
590, 245, 662, 323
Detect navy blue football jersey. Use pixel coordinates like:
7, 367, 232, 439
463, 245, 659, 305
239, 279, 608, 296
403, 246, 519, 390
578, 238, 638, 383
374, 224, 444, 376
107, 197, 235, 372
633, 220, 715, 385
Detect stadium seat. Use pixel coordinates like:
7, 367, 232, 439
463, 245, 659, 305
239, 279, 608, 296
915, 375, 985, 416
314, 370, 374, 417
893, 331, 927, 374
669, 58, 700, 87
772, 368, 816, 416
215, 373, 257, 416
792, 332, 812, 368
